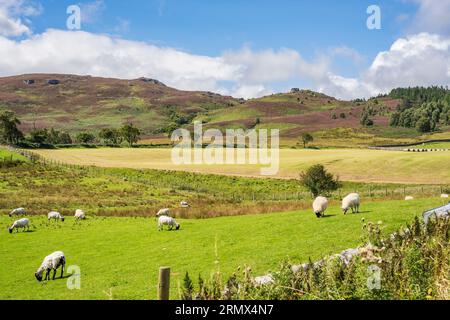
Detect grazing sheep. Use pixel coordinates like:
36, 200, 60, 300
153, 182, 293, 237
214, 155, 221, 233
180, 201, 189, 208
158, 216, 180, 231
48, 211, 65, 222
342, 193, 360, 215
74, 209, 86, 220
9, 208, 26, 217
312, 196, 328, 218
405, 196, 414, 201
156, 208, 171, 217
441, 194, 449, 199
34, 251, 66, 282
8, 218, 30, 234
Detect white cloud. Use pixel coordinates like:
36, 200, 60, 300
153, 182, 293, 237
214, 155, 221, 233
0, 29, 240, 93
0, 29, 448, 100
407, 0, 450, 35
230, 85, 272, 100
0, 0, 41, 37
322, 33, 450, 99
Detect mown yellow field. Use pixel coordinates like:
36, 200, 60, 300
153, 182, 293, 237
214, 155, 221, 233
33, 148, 450, 184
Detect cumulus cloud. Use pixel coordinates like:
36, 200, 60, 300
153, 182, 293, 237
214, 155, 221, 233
0, 29, 448, 100
0, 0, 41, 37
0, 29, 240, 93
323, 33, 450, 99
407, 0, 450, 35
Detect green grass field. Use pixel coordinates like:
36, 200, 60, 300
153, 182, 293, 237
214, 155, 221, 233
33, 147, 450, 184
410, 141, 450, 149
0, 198, 444, 300
0, 149, 28, 162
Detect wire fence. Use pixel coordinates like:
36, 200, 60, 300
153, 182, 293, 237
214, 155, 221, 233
9, 147, 450, 202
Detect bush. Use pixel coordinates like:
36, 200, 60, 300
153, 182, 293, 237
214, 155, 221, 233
300, 164, 341, 197
183, 217, 450, 300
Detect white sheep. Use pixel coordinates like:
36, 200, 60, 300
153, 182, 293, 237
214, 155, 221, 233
74, 209, 86, 220
48, 211, 65, 222
8, 218, 30, 234
180, 201, 189, 208
342, 193, 360, 215
405, 196, 414, 201
312, 196, 328, 218
441, 194, 449, 199
34, 251, 66, 282
158, 215, 180, 231
156, 208, 171, 217
9, 208, 26, 217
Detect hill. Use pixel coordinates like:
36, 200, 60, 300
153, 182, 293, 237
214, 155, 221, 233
1, 74, 449, 147
0, 74, 239, 136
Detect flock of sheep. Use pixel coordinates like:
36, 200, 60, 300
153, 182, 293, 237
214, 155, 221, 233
6, 194, 448, 285
5, 205, 183, 282
312, 193, 360, 218
7, 208, 86, 234
6, 208, 84, 282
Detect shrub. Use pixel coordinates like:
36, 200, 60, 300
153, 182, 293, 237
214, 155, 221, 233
183, 217, 449, 300
300, 164, 341, 198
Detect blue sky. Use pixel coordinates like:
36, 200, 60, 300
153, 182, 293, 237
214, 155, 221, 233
0, 0, 449, 99
35, 0, 413, 57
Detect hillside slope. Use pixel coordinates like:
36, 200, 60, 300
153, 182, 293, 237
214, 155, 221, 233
0, 74, 239, 135
1, 74, 448, 146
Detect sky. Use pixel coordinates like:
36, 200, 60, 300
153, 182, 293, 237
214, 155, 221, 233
0, 0, 449, 99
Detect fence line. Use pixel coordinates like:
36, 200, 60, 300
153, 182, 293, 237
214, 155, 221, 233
7, 147, 450, 202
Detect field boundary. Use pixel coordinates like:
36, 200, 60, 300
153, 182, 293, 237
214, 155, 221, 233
7, 146, 449, 204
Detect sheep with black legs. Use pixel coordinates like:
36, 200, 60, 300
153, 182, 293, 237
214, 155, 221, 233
48, 211, 65, 222
342, 193, 360, 215
158, 216, 180, 231
8, 218, 30, 234
34, 251, 66, 282
312, 196, 328, 218
74, 209, 86, 220
180, 201, 189, 208
9, 208, 26, 217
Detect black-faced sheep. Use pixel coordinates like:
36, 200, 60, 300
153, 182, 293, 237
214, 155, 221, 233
48, 211, 65, 222
9, 208, 26, 217
74, 209, 86, 220
9, 218, 30, 234
156, 208, 171, 217
158, 216, 180, 231
342, 193, 360, 215
34, 251, 66, 282
312, 196, 328, 218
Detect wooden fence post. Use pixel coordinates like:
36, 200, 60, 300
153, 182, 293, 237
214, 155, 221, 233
158, 267, 171, 300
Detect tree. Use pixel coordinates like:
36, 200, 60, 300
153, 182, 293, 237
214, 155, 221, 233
300, 164, 341, 198
300, 133, 314, 148
360, 112, 374, 127
99, 128, 117, 145
76, 132, 96, 144
415, 117, 431, 133
121, 123, 140, 146
0, 111, 24, 145
29, 128, 49, 144
59, 132, 73, 145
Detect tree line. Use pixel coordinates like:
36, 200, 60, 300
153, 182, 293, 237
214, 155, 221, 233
388, 86, 450, 133
0, 110, 141, 147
